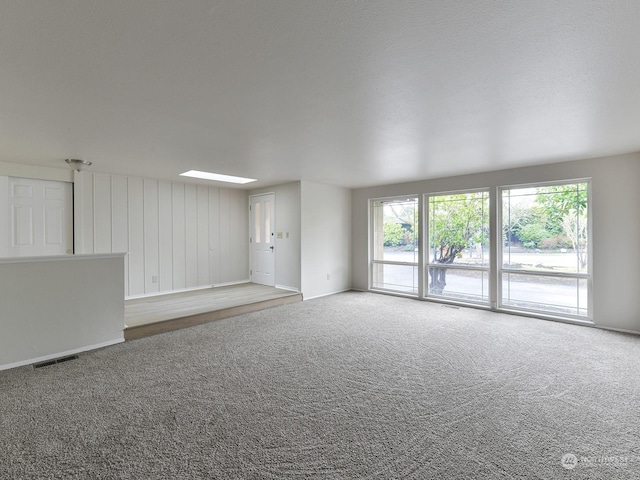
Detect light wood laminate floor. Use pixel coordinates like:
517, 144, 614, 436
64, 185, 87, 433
125, 283, 301, 329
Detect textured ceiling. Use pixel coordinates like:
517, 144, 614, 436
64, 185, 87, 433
1, 0, 640, 189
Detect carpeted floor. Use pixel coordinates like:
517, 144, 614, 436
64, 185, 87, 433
1, 291, 639, 479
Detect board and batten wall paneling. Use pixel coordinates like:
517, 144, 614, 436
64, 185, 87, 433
172, 183, 186, 290
208, 187, 221, 285
184, 184, 199, 288
229, 189, 249, 282
143, 179, 159, 294
111, 175, 129, 296
127, 177, 145, 296
158, 181, 173, 292
74, 172, 249, 297
78, 172, 94, 254
197, 185, 209, 286
218, 188, 231, 282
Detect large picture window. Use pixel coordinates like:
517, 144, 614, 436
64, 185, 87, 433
500, 182, 590, 317
368, 179, 591, 322
426, 191, 490, 304
371, 197, 419, 294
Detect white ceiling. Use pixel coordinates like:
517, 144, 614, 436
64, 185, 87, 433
1, 1, 640, 189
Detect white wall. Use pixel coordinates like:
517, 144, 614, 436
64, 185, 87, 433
249, 180, 352, 299
75, 172, 249, 297
351, 153, 640, 334
0, 253, 125, 371
250, 182, 302, 291
301, 181, 352, 299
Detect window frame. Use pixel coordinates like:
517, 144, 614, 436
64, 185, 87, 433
497, 179, 593, 320
424, 188, 491, 306
369, 195, 420, 296
366, 178, 593, 323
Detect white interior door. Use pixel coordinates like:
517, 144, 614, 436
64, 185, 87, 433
250, 193, 275, 286
7, 177, 73, 257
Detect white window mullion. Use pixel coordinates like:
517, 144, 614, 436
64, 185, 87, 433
490, 187, 499, 310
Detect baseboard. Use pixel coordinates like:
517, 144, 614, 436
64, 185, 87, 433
0, 337, 125, 372
126, 280, 259, 300
126, 285, 212, 300
303, 288, 352, 301
275, 284, 301, 293
595, 325, 640, 336
212, 279, 251, 288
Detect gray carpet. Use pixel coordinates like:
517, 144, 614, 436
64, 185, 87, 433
1, 292, 639, 479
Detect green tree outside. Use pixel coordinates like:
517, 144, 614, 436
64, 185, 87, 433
536, 183, 588, 269
383, 222, 406, 247
428, 192, 489, 294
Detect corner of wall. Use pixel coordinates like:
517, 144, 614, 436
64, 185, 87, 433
300, 181, 353, 299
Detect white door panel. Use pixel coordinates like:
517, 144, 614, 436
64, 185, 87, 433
250, 193, 275, 286
45, 205, 64, 245
13, 205, 33, 246
7, 177, 73, 257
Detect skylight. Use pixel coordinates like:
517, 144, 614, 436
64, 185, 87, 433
179, 170, 257, 184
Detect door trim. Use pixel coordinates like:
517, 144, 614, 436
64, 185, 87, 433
249, 192, 276, 286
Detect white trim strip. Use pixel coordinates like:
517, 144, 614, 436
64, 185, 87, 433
0, 253, 126, 265
0, 338, 125, 372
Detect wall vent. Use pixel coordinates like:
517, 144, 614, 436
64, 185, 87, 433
33, 355, 79, 369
